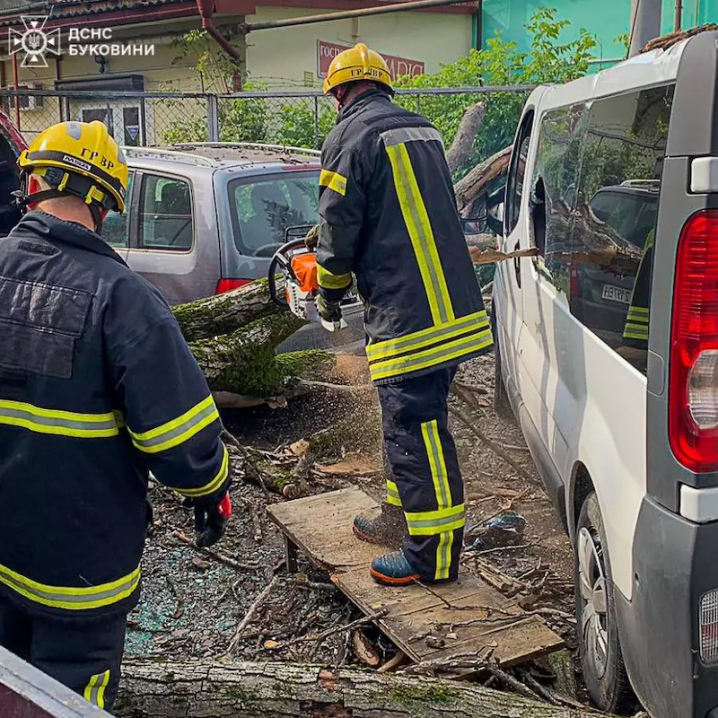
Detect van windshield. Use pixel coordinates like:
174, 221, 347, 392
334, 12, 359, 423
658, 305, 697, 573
228, 173, 320, 257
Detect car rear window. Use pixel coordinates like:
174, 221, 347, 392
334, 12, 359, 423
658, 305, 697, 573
227, 172, 319, 257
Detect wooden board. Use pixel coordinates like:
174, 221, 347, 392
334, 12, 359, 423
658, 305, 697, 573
268, 487, 564, 667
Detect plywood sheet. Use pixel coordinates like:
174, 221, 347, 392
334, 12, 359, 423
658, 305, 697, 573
268, 487, 564, 667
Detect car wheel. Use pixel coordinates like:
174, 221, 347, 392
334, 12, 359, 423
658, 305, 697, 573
493, 333, 513, 420
575, 492, 635, 714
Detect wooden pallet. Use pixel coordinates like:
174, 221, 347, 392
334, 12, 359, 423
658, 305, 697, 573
268, 487, 564, 668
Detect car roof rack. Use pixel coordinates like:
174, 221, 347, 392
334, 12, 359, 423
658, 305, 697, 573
121, 146, 217, 167
169, 141, 321, 157
620, 179, 661, 190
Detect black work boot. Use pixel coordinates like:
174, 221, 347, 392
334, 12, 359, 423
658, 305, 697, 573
353, 502, 406, 549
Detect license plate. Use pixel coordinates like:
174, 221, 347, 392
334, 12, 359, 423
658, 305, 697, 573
601, 284, 632, 304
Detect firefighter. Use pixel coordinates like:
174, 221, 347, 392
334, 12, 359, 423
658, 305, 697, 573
0, 121, 231, 711
622, 228, 654, 350
315, 44, 492, 586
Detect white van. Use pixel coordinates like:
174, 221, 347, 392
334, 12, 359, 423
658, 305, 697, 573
492, 29, 718, 718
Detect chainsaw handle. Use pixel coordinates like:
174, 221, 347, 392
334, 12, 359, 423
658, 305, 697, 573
268, 238, 313, 307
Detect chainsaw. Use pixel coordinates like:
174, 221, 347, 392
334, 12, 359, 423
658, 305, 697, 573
268, 234, 361, 332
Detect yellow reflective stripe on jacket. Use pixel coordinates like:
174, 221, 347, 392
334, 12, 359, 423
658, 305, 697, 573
319, 169, 347, 196
405, 504, 465, 536
84, 670, 110, 709
174, 445, 229, 498
386, 479, 402, 507
626, 307, 648, 320
0, 563, 140, 611
369, 326, 492, 382
0, 400, 119, 439
317, 264, 352, 290
385, 142, 454, 326
624, 306, 649, 341
129, 395, 219, 454
366, 311, 489, 363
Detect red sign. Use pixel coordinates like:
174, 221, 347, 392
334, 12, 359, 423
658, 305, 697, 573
317, 41, 425, 81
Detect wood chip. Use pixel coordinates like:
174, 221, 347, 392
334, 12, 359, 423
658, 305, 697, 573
351, 631, 380, 667
288, 439, 311, 457
191, 557, 211, 571
315, 456, 380, 476
377, 650, 408, 674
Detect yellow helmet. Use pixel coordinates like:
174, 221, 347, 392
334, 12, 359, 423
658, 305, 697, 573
323, 43, 394, 95
18, 120, 128, 213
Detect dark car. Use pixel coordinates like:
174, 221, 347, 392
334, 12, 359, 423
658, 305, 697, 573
570, 181, 658, 338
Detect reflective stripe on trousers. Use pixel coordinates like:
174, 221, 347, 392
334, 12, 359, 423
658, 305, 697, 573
378, 367, 464, 582
84, 670, 111, 709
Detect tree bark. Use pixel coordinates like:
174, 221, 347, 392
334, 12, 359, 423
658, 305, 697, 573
115, 660, 606, 718
446, 102, 486, 174
455, 145, 512, 209
172, 279, 280, 342
187, 312, 306, 396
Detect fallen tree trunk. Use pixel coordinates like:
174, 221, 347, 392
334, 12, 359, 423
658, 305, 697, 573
188, 312, 307, 396
455, 145, 512, 209
115, 660, 606, 718
172, 279, 280, 342
446, 102, 485, 174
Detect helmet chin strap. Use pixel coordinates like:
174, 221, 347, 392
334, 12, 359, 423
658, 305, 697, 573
14, 179, 105, 234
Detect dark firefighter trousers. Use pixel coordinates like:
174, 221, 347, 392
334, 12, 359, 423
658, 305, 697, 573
0, 596, 127, 711
378, 367, 464, 581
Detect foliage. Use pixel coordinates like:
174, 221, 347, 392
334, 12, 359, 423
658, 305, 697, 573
162, 30, 268, 144
161, 87, 269, 145
171, 29, 240, 93
277, 100, 336, 150
395, 8, 597, 176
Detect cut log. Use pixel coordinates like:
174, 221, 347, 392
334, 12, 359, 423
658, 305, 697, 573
115, 660, 607, 718
455, 145, 512, 209
172, 279, 280, 342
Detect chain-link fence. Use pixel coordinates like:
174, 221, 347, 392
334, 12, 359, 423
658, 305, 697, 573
1, 86, 531, 171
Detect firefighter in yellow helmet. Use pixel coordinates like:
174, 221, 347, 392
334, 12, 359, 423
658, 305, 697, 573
0, 121, 231, 711
316, 45, 492, 586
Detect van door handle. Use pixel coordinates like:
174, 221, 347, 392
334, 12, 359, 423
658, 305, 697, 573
513, 240, 522, 288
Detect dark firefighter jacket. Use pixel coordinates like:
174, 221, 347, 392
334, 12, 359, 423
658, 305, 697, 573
623, 228, 654, 350
0, 211, 229, 619
316, 89, 492, 385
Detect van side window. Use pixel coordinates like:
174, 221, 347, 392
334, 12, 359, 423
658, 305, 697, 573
138, 175, 193, 251
569, 85, 674, 373
530, 104, 587, 290
505, 112, 533, 235
103, 171, 134, 249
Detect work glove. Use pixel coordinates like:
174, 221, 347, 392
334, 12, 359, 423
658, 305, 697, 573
182, 491, 232, 548
316, 293, 343, 324
304, 224, 320, 250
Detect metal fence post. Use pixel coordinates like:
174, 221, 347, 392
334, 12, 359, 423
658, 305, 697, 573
207, 94, 220, 142
313, 96, 320, 150
139, 97, 147, 145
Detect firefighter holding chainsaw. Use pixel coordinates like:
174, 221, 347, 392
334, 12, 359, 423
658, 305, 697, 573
0, 120, 231, 711
313, 44, 493, 586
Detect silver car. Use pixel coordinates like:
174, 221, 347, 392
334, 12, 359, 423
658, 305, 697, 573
103, 142, 364, 351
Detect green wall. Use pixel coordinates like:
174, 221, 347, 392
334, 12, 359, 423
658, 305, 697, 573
482, 0, 718, 69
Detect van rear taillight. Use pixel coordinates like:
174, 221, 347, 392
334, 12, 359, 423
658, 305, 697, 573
215, 278, 252, 294
669, 211, 718, 472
